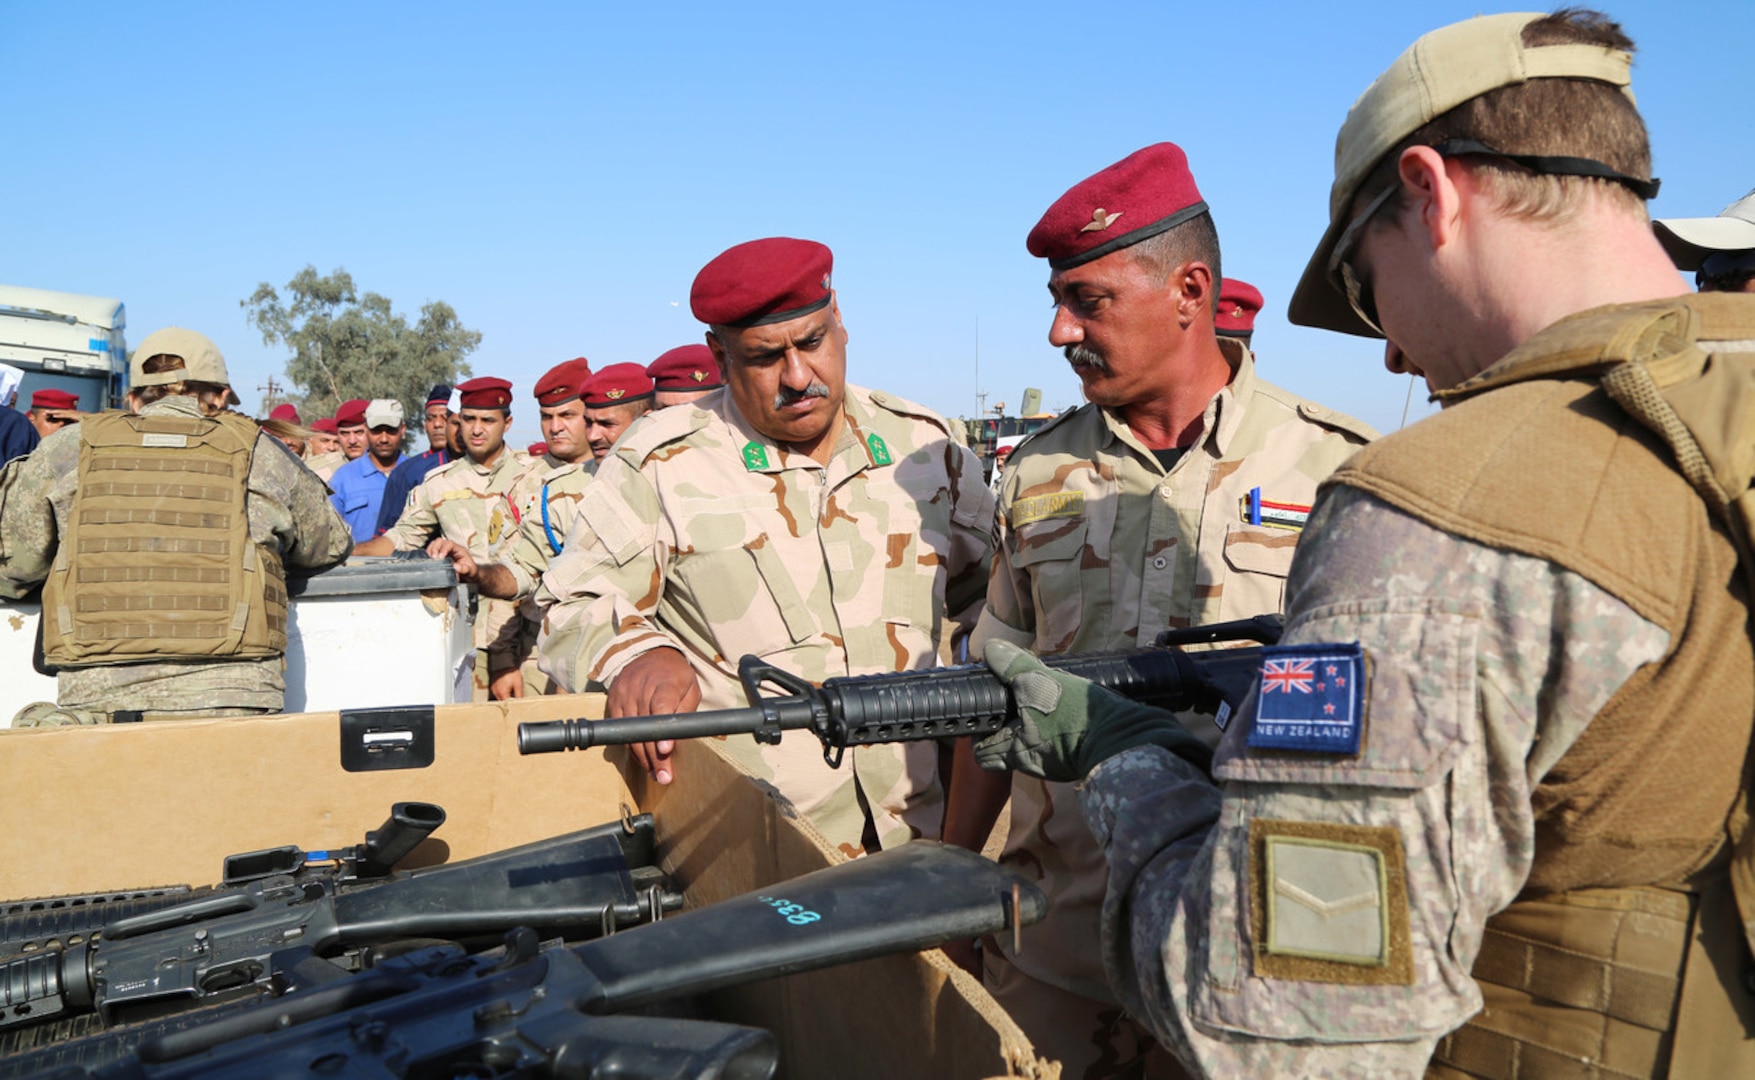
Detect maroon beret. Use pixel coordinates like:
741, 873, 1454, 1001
533, 357, 593, 407
646, 344, 723, 390
335, 399, 369, 427
268, 402, 301, 423
527, 441, 549, 457
581, 363, 655, 408
1027, 143, 1209, 270
456, 377, 514, 410
690, 238, 834, 327
31, 389, 79, 411
1215, 278, 1263, 337
310, 417, 338, 435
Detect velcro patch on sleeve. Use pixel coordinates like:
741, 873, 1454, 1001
1248, 819, 1412, 985
1247, 642, 1368, 754
1010, 491, 1083, 527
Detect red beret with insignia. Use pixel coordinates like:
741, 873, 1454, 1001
310, 417, 338, 434
31, 389, 79, 410
581, 363, 655, 408
1027, 143, 1209, 270
1215, 279, 1263, 337
533, 357, 593, 407
268, 403, 301, 423
335, 399, 369, 427
456, 377, 514, 410
690, 238, 834, 328
646, 344, 723, 390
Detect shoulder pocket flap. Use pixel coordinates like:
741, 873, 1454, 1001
1222, 522, 1299, 578
950, 450, 995, 529
1010, 516, 1088, 569
578, 481, 650, 567
1214, 604, 1474, 790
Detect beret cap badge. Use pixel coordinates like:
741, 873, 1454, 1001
1081, 208, 1123, 233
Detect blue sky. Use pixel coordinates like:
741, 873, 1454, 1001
5, 2, 1751, 447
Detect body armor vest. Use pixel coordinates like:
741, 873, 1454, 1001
42, 409, 287, 666
1325, 296, 1755, 1078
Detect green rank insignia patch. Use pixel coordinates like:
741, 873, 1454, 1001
866, 433, 892, 466
742, 441, 770, 471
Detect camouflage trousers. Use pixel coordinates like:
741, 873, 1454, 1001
983, 947, 1190, 1080
11, 702, 274, 727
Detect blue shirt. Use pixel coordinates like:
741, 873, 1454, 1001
373, 448, 454, 535
0, 407, 38, 467
328, 453, 405, 542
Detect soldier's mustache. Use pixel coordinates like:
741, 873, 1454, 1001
774, 382, 831, 410
1064, 344, 1107, 372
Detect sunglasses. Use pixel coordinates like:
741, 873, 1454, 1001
1327, 183, 1399, 335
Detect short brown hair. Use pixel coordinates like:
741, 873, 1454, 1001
1363, 8, 1650, 223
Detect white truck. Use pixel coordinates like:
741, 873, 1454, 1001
0, 284, 128, 411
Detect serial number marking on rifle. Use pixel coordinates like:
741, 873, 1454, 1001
755, 896, 822, 926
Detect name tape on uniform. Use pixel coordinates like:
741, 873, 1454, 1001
1011, 491, 1084, 527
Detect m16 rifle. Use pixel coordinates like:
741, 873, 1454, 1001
2, 842, 1044, 1080
0, 811, 681, 1049
518, 615, 1281, 765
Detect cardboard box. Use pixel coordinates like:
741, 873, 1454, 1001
0, 696, 1048, 1079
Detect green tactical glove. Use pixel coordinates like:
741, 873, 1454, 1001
974, 640, 1215, 783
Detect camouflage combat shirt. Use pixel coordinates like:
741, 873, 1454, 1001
534, 385, 995, 854
0, 397, 353, 712
969, 341, 1375, 1003
380, 447, 534, 676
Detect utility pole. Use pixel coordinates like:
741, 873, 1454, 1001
258, 376, 283, 414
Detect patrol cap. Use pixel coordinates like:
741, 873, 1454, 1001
425, 383, 453, 407
646, 344, 723, 390
310, 417, 338, 435
456, 377, 514, 410
1654, 188, 1755, 271
1215, 279, 1263, 338
132, 328, 234, 392
268, 403, 301, 423
1027, 143, 1209, 270
690, 238, 834, 327
335, 399, 369, 427
533, 357, 593, 407
1288, 11, 1640, 337
31, 389, 79, 411
364, 399, 405, 429
581, 363, 655, 408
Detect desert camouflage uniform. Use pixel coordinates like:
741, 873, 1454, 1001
535, 385, 995, 854
1080, 489, 1667, 1076
968, 341, 1374, 1077
380, 448, 533, 699
500, 454, 598, 694
0, 397, 352, 716
305, 449, 345, 483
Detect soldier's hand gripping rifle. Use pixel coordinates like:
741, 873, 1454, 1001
518, 615, 1281, 767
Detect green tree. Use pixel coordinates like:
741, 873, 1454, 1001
241, 266, 479, 430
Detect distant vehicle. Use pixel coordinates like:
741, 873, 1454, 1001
0, 284, 128, 412
961, 386, 1056, 478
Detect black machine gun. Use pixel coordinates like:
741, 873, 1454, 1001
0, 810, 681, 1048
3, 842, 1045, 1080
518, 615, 1282, 766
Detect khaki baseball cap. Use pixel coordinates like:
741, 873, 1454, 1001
364, 399, 405, 429
1287, 12, 1637, 337
132, 327, 233, 388
1654, 188, 1755, 271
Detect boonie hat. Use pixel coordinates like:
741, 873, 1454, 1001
647, 345, 722, 391
1288, 11, 1640, 337
1027, 143, 1208, 270
1654, 188, 1755, 271
582, 364, 655, 408
533, 358, 593, 407
132, 328, 234, 390
365, 399, 405, 429
1216, 279, 1263, 338
691, 238, 833, 328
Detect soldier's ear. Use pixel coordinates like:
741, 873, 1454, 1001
705, 331, 730, 379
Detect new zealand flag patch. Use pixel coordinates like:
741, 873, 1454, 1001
1247, 642, 1367, 755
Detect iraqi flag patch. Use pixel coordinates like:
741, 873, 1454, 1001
1247, 642, 1367, 755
